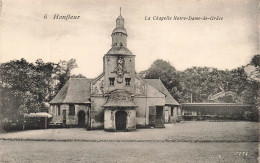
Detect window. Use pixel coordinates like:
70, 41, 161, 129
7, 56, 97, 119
125, 78, 131, 86
109, 78, 115, 86
57, 105, 60, 116
171, 107, 174, 116
69, 104, 75, 116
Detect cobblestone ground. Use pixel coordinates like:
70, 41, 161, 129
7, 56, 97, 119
0, 122, 259, 162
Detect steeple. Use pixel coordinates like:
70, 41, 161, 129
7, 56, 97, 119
107, 8, 132, 55
116, 7, 124, 28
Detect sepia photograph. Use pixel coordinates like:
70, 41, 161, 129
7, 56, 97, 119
0, 0, 259, 162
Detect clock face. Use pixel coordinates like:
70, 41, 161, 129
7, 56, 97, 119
117, 77, 123, 83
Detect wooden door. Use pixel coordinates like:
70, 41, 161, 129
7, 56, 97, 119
78, 111, 86, 127
62, 110, 66, 124
155, 106, 165, 128
115, 111, 127, 131
156, 106, 164, 124
149, 106, 156, 126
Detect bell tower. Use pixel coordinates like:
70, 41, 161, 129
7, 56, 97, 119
111, 8, 127, 48
103, 8, 136, 94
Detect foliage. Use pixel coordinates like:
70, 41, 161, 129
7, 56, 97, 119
0, 58, 78, 120
140, 55, 259, 106
71, 74, 86, 78
143, 59, 182, 101
180, 67, 217, 103
55, 59, 78, 91
250, 54, 260, 67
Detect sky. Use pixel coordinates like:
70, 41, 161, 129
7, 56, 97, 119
0, 0, 259, 78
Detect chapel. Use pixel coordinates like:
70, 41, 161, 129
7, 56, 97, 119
49, 10, 180, 131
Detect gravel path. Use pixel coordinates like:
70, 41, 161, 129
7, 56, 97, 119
0, 141, 258, 163
0, 122, 258, 142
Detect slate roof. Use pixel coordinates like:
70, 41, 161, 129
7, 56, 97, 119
49, 78, 92, 104
112, 27, 127, 35
107, 47, 132, 55
117, 15, 124, 20
144, 79, 180, 106
50, 78, 179, 106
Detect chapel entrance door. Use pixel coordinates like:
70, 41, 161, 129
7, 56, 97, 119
115, 111, 127, 131
78, 111, 86, 127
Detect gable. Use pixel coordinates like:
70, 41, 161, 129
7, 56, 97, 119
141, 78, 165, 98
50, 78, 92, 104
144, 79, 180, 105
91, 73, 105, 95
134, 77, 146, 95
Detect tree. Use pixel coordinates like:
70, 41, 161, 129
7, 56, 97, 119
180, 67, 218, 103
250, 54, 260, 67
143, 59, 182, 101
55, 59, 78, 90
0, 58, 79, 120
0, 58, 46, 119
245, 54, 260, 81
34, 59, 56, 102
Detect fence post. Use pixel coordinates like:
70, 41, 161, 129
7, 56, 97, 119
23, 114, 25, 130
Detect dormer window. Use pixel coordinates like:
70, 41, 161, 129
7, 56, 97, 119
125, 78, 131, 86
109, 78, 115, 85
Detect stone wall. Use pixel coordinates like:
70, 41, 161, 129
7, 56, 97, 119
49, 104, 89, 126
104, 109, 136, 131
90, 96, 107, 129
103, 55, 136, 94
49, 105, 63, 123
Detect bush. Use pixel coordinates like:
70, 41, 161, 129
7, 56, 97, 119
3, 119, 24, 131
243, 108, 259, 122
